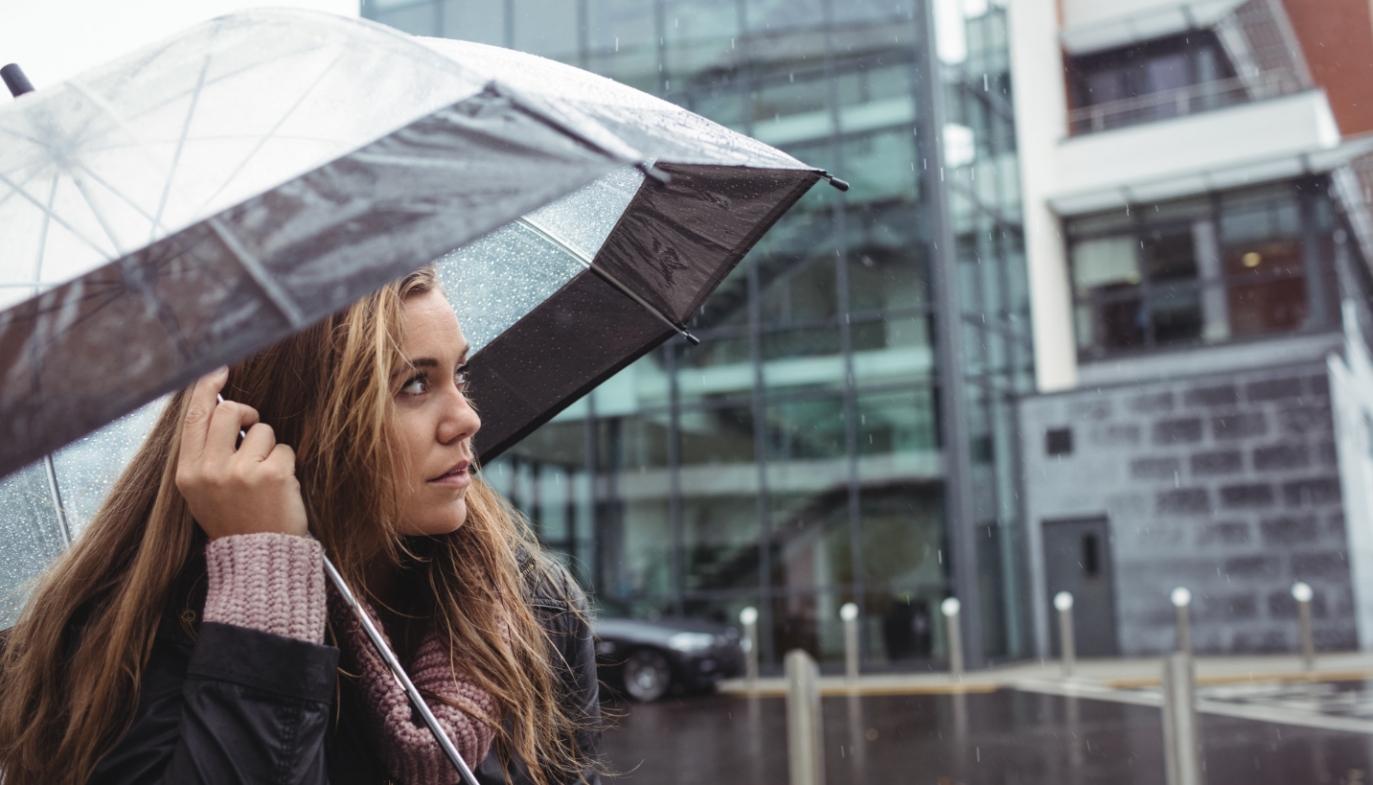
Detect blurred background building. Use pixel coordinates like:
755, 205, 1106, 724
362, 0, 1034, 672
360, 0, 1373, 670
1011, 0, 1373, 658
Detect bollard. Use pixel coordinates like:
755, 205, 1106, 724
1292, 582, 1315, 671
1171, 587, 1192, 656
740, 606, 760, 686
1161, 652, 1202, 785
941, 597, 963, 680
840, 602, 860, 682
1054, 591, 1076, 678
785, 649, 825, 785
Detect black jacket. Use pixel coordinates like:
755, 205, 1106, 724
88, 559, 602, 785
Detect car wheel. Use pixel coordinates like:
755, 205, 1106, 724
623, 648, 672, 702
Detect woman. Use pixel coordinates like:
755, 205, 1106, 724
0, 269, 601, 785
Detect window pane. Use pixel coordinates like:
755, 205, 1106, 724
676, 335, 754, 404
1148, 287, 1203, 346
761, 326, 845, 393
683, 494, 760, 591
512, 0, 580, 58
760, 254, 837, 324
851, 315, 935, 385
375, 4, 438, 35
856, 388, 938, 459
765, 396, 845, 461
768, 490, 850, 591
1082, 296, 1146, 354
1142, 222, 1197, 283
1072, 235, 1138, 295
858, 482, 943, 586
745, 0, 824, 32
442, 0, 506, 44
585, 0, 658, 90
680, 404, 756, 466
664, 0, 741, 81
1228, 278, 1309, 337
839, 129, 918, 204
847, 203, 928, 314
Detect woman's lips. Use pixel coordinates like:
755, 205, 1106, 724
428, 461, 471, 488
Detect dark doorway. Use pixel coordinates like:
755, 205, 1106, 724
1043, 517, 1119, 656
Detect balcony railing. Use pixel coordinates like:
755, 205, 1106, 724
1067, 70, 1304, 136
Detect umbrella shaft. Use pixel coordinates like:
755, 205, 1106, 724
321, 555, 482, 785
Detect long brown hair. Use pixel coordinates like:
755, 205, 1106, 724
0, 269, 588, 785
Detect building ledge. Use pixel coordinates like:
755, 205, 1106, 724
1049, 90, 1341, 215
1072, 330, 1342, 390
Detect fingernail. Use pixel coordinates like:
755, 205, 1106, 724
214, 366, 229, 377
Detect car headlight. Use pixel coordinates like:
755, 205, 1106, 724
667, 632, 716, 652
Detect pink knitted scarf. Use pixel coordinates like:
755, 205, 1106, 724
202, 533, 499, 785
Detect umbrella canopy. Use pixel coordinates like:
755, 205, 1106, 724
0, 11, 823, 613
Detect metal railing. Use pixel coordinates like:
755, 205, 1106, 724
1067, 70, 1303, 136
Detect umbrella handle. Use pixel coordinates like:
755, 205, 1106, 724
322, 554, 483, 785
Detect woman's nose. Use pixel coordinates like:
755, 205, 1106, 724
438, 385, 480, 445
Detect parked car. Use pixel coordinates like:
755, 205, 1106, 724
591, 602, 746, 702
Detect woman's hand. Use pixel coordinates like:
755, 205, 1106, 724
175, 368, 309, 539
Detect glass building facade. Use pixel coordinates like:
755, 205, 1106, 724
363, 0, 1033, 670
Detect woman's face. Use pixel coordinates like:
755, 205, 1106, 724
390, 290, 482, 536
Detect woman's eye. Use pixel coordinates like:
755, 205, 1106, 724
455, 364, 471, 392
400, 374, 427, 395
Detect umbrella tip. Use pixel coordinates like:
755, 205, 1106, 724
824, 173, 850, 193
2, 63, 34, 98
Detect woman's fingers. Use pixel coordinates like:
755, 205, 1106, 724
205, 398, 260, 467
235, 422, 277, 462
178, 368, 229, 466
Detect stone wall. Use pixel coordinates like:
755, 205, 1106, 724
1018, 362, 1354, 656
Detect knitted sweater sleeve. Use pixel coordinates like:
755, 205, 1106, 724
201, 533, 327, 644
340, 603, 499, 785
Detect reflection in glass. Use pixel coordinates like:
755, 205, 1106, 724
765, 396, 845, 462
856, 389, 937, 458
683, 495, 760, 591
680, 405, 755, 466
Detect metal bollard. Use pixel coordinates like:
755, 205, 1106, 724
785, 649, 826, 785
1292, 582, 1315, 671
1161, 652, 1202, 785
1054, 591, 1076, 678
740, 606, 760, 686
1171, 587, 1193, 656
941, 597, 963, 680
840, 602, 860, 682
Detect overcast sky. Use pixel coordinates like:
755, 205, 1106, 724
0, 0, 359, 88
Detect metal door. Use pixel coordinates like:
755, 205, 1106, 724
1043, 517, 1119, 657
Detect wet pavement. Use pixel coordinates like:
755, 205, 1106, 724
602, 688, 1373, 784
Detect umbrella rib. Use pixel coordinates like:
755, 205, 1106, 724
148, 44, 215, 246
31, 172, 59, 288
42, 455, 72, 545
517, 215, 697, 344
0, 168, 113, 263
205, 217, 306, 329
189, 47, 351, 221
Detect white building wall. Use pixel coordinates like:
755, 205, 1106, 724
1328, 301, 1373, 650
1006, 0, 1078, 392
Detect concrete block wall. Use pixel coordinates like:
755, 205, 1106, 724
1019, 362, 1355, 656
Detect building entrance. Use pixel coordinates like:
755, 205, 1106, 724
1043, 517, 1119, 657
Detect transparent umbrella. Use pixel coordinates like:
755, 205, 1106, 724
0, 9, 833, 782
